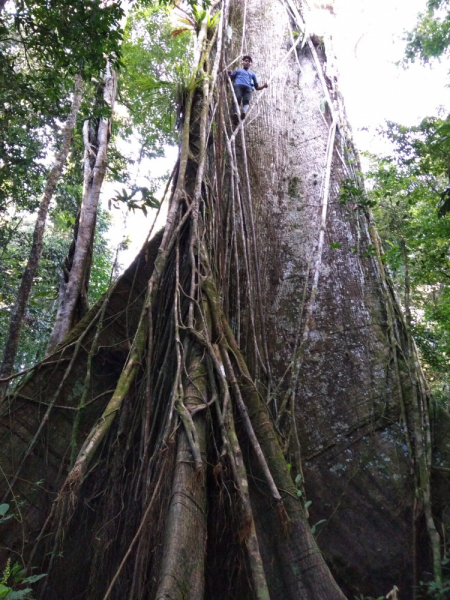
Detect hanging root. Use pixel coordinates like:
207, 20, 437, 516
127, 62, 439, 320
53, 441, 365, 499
155, 407, 207, 599
222, 393, 271, 600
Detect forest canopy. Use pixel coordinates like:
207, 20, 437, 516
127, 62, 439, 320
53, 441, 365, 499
0, 0, 193, 371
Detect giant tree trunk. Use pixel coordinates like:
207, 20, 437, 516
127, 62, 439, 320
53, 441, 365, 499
0, 74, 83, 399
47, 63, 117, 353
223, 0, 440, 594
0, 1, 446, 599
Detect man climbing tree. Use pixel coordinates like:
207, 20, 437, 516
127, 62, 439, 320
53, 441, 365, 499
229, 55, 268, 120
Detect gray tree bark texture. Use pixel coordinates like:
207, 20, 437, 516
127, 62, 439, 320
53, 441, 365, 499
222, 0, 437, 594
0, 75, 83, 399
47, 64, 117, 353
203, 0, 443, 593
0, 1, 449, 599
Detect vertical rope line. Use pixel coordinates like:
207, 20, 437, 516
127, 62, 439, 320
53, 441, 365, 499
238, 124, 272, 381
240, 0, 249, 57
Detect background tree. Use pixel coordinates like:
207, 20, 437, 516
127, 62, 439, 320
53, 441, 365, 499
46, 63, 119, 351
46, 2, 195, 350
405, 0, 450, 64
0, 0, 125, 382
0, 0, 184, 373
0, 75, 83, 398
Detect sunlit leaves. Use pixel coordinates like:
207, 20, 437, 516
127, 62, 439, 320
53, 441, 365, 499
118, 5, 193, 156
339, 177, 376, 209
5, 0, 125, 77
368, 123, 450, 396
405, 0, 450, 63
109, 185, 160, 215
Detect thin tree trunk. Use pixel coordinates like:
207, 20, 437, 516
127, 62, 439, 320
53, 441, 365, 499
47, 63, 117, 353
0, 74, 83, 399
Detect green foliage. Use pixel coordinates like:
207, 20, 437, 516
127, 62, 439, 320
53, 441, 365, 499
174, 3, 206, 32
1, 0, 124, 79
118, 6, 194, 158
405, 0, 450, 63
0, 504, 11, 524
368, 118, 450, 402
0, 0, 125, 212
310, 519, 326, 535
0, 559, 46, 598
420, 579, 450, 599
0, 3, 186, 376
0, 207, 114, 371
176, 3, 220, 33
109, 185, 161, 215
380, 118, 450, 183
339, 177, 376, 209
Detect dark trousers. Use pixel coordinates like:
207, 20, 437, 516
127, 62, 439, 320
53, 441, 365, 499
233, 85, 253, 113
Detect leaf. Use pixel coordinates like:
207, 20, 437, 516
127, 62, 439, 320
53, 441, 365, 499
296, 489, 302, 497
6, 589, 33, 599
20, 573, 46, 584
330, 242, 341, 250
295, 474, 302, 484
0, 584, 13, 598
0, 504, 9, 517
172, 28, 191, 37
311, 519, 326, 534
177, 16, 195, 28
305, 500, 312, 509
363, 244, 376, 258
10, 564, 22, 578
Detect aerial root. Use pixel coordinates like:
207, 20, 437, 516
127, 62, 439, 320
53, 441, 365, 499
212, 461, 223, 485
59, 467, 83, 511
238, 514, 253, 543
277, 499, 291, 534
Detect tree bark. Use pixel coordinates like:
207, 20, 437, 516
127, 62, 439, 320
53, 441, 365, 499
0, 75, 83, 399
47, 64, 117, 353
222, 1, 436, 594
